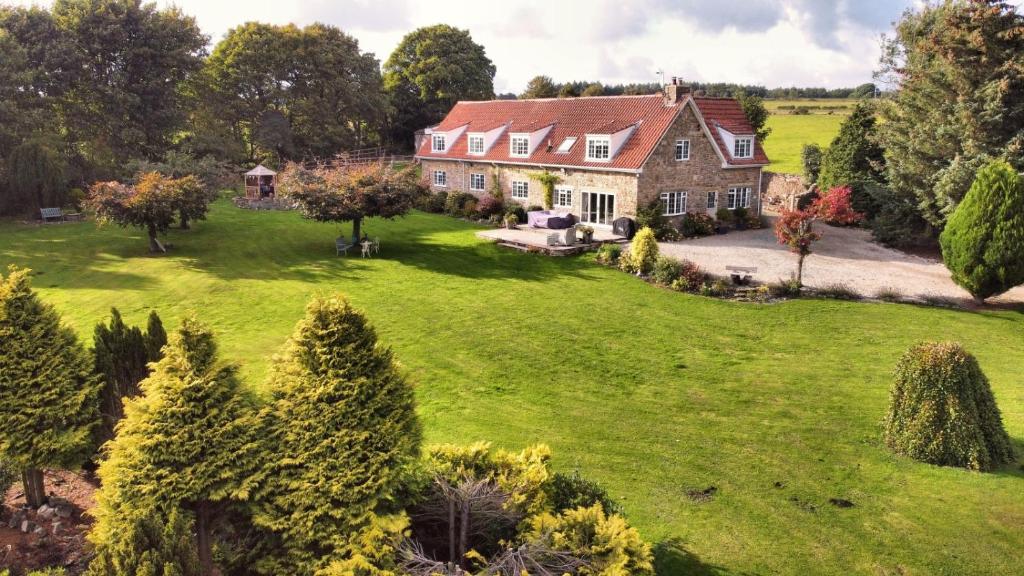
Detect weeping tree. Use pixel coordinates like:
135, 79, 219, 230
251, 295, 421, 574
0, 267, 100, 508
278, 162, 426, 243
5, 139, 67, 216
92, 308, 167, 449
89, 317, 260, 576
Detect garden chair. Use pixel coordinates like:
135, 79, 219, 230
360, 241, 373, 258
561, 227, 577, 246
336, 238, 353, 256
372, 237, 381, 254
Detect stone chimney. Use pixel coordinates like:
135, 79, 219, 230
663, 76, 691, 105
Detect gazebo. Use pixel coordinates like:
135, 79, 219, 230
244, 165, 277, 199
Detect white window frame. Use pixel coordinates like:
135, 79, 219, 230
468, 134, 485, 155
554, 186, 572, 208
585, 136, 611, 162
432, 134, 446, 153
733, 137, 753, 159
660, 191, 687, 216
469, 173, 485, 192
727, 186, 751, 209
707, 191, 717, 210
433, 170, 447, 188
675, 139, 690, 161
510, 134, 530, 158
511, 180, 529, 200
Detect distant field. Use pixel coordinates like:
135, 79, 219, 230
761, 99, 860, 174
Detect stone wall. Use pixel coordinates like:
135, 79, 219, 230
637, 104, 763, 221
761, 172, 810, 214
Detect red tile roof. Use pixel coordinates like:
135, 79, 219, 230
415, 94, 769, 170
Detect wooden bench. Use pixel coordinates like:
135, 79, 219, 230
726, 265, 757, 286
40, 207, 64, 223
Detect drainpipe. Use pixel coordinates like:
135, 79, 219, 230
757, 168, 764, 217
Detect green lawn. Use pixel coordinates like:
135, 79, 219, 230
763, 114, 846, 174
2, 203, 1023, 575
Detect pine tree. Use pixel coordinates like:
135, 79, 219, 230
252, 296, 421, 574
88, 317, 260, 576
145, 310, 167, 361
0, 267, 100, 508
939, 160, 1024, 301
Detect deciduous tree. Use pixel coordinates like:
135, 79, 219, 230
0, 267, 100, 508
774, 209, 821, 288
521, 75, 559, 99
735, 89, 771, 142
817, 101, 885, 216
939, 160, 1024, 301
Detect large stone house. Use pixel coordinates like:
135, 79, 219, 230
415, 81, 769, 227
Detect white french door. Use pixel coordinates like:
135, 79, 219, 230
581, 191, 616, 226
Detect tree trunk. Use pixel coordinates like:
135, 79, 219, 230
147, 223, 162, 253
195, 501, 214, 576
458, 501, 469, 569
448, 496, 456, 564
351, 216, 363, 244
179, 209, 190, 230
22, 468, 46, 508
796, 252, 806, 288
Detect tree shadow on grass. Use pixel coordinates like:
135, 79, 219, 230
654, 537, 755, 576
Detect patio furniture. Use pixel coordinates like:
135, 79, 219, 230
372, 238, 380, 254
528, 210, 576, 229
360, 241, 373, 258
562, 227, 577, 245
336, 238, 353, 256
40, 207, 64, 223
612, 217, 636, 239
726, 265, 757, 285
545, 233, 560, 246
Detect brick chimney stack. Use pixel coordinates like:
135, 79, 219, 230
664, 76, 691, 105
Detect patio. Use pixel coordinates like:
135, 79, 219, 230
477, 226, 626, 256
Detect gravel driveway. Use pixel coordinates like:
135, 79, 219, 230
657, 223, 1024, 305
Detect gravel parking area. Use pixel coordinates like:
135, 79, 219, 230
657, 223, 1024, 305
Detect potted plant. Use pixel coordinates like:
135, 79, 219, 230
503, 212, 519, 229
733, 207, 749, 230
576, 224, 594, 243
715, 207, 733, 234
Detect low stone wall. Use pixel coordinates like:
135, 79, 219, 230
761, 172, 810, 214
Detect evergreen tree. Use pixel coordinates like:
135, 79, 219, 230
92, 308, 167, 449
0, 267, 100, 507
252, 296, 421, 574
801, 143, 823, 184
817, 101, 885, 216
88, 317, 260, 576
735, 89, 771, 142
939, 160, 1024, 301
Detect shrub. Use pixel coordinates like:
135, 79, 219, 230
715, 207, 734, 223
424, 191, 447, 213
635, 201, 675, 240
475, 194, 504, 218
883, 342, 1014, 471
444, 191, 476, 217
627, 227, 659, 275
547, 470, 622, 516
699, 278, 730, 297
506, 205, 527, 224
875, 286, 903, 302
768, 277, 802, 298
813, 186, 864, 225
939, 160, 1024, 301
801, 143, 823, 184
0, 458, 15, 500
732, 207, 748, 222
745, 212, 765, 229
525, 504, 654, 575
680, 213, 714, 237
815, 283, 862, 300
463, 198, 478, 216
595, 244, 621, 265
651, 256, 684, 286
525, 204, 544, 214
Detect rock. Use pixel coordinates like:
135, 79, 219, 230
51, 521, 63, 535
55, 505, 73, 519
33, 525, 46, 535
37, 505, 56, 520
21, 519, 36, 533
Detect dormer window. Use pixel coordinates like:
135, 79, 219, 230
555, 137, 577, 154
733, 137, 753, 158
510, 134, 530, 157
468, 134, 485, 155
432, 134, 447, 153
585, 136, 611, 162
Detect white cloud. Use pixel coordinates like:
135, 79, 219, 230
12, 0, 1023, 93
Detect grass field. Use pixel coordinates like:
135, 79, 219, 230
761, 98, 859, 174
2, 204, 1023, 575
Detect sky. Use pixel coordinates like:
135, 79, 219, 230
7, 0, 1024, 93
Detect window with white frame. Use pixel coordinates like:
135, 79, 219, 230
432, 134, 446, 153
468, 135, 485, 155
585, 136, 611, 161
733, 137, 753, 158
727, 186, 751, 209
555, 137, 577, 154
707, 191, 717, 210
660, 191, 687, 216
470, 173, 485, 191
433, 170, 447, 187
675, 139, 690, 161
510, 135, 530, 157
554, 186, 572, 208
511, 180, 529, 199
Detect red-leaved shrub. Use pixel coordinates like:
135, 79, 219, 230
812, 186, 864, 225
475, 194, 505, 218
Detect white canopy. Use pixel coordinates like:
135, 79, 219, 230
245, 164, 277, 177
